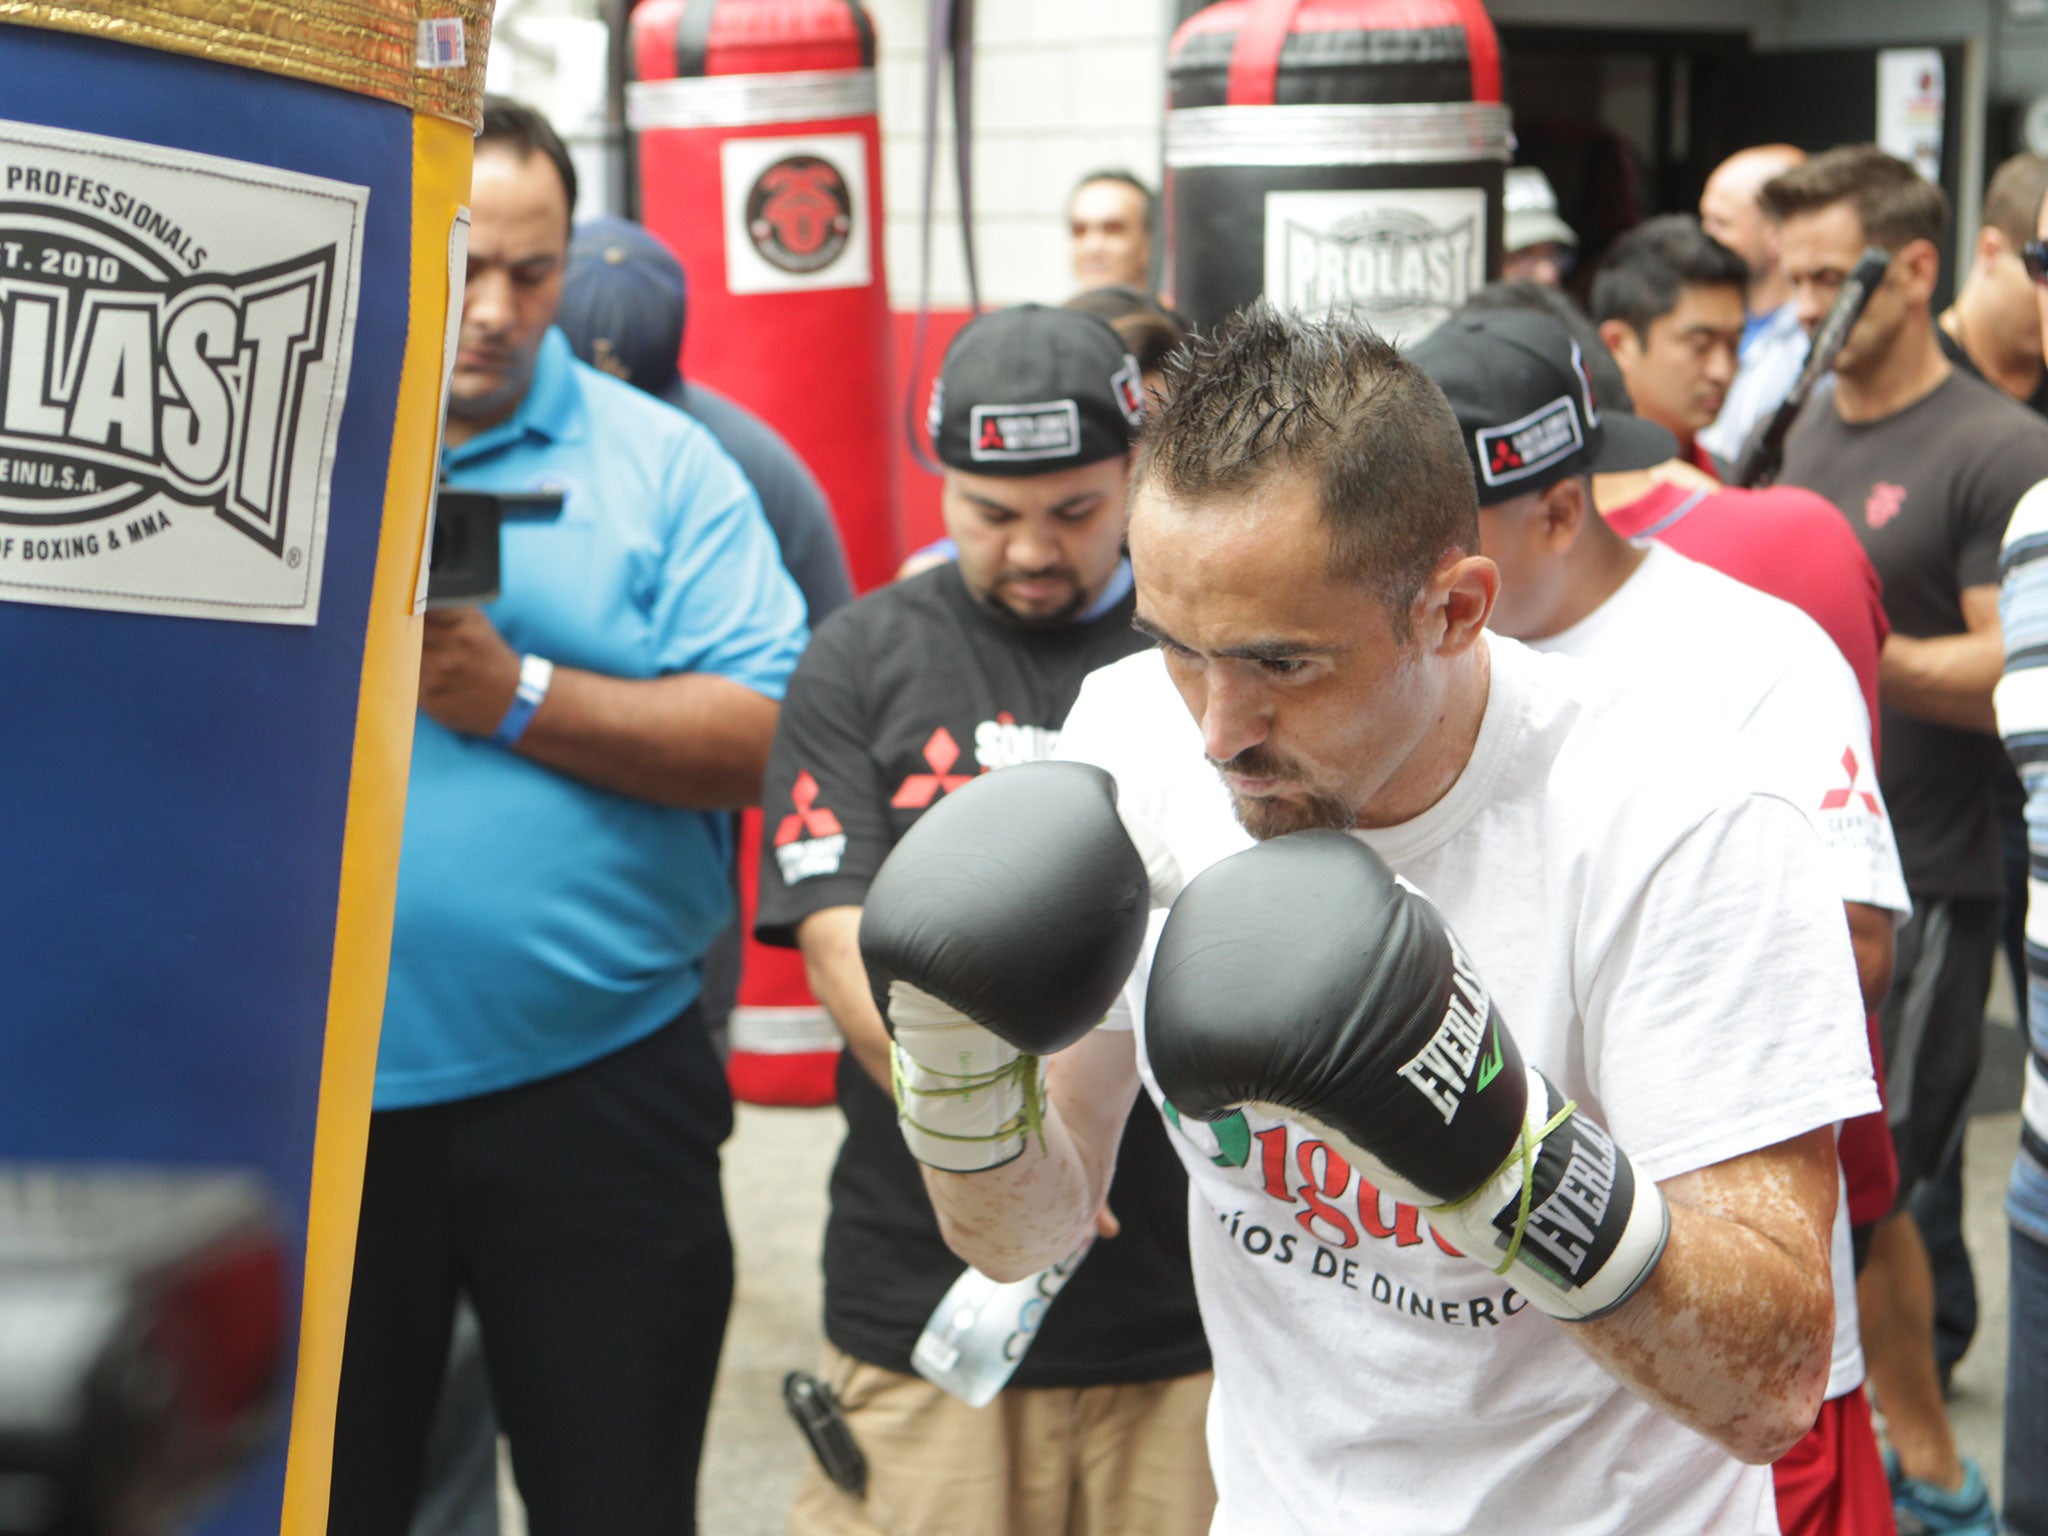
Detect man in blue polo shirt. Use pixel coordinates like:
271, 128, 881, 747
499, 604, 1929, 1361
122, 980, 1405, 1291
328, 98, 806, 1536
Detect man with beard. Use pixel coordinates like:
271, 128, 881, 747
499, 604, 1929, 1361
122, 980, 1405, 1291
860, 304, 1877, 1534
754, 304, 1213, 1535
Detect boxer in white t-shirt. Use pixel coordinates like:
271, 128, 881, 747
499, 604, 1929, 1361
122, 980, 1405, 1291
856, 305, 1880, 1534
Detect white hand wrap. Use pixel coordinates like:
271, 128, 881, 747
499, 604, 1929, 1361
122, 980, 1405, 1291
889, 982, 1047, 1172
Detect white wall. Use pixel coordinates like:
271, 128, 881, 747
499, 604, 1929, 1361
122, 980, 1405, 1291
867, 0, 1172, 309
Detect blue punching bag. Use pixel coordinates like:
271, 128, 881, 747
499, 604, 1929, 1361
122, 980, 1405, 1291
0, 2, 487, 1530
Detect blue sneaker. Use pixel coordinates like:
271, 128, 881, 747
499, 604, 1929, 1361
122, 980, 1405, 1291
1888, 1453, 1998, 1536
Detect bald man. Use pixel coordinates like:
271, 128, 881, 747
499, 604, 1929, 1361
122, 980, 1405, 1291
1699, 143, 1811, 464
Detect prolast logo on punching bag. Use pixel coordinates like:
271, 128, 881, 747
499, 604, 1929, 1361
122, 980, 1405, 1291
1263, 188, 1485, 347
721, 133, 872, 297
0, 118, 364, 625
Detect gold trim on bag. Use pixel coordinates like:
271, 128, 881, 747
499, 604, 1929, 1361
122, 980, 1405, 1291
0, 0, 493, 129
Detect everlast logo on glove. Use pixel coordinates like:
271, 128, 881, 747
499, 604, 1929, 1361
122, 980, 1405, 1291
970, 400, 1081, 464
1491, 1103, 1634, 1292
0, 118, 364, 625
1396, 938, 1501, 1124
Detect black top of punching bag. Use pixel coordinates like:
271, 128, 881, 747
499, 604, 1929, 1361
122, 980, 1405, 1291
1168, 0, 1501, 112
653, 0, 876, 81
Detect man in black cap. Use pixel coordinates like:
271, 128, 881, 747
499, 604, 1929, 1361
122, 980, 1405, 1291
1413, 306, 1908, 1536
754, 305, 1213, 1536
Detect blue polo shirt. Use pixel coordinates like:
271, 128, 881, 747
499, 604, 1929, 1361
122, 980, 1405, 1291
377, 329, 807, 1109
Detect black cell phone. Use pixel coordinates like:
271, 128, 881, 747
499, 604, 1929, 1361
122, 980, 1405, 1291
783, 1370, 867, 1496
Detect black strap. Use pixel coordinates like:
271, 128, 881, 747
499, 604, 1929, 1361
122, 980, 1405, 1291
836, 0, 877, 68
904, 0, 982, 476
671, 0, 719, 79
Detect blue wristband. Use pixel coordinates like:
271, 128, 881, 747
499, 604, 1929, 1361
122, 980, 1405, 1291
490, 654, 553, 747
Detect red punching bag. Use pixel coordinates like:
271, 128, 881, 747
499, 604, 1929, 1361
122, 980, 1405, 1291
630, 0, 899, 588
632, 0, 898, 1107
1165, 0, 1510, 341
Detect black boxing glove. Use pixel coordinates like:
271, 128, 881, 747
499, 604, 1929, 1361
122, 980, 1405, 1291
1147, 830, 1668, 1321
861, 761, 1181, 1172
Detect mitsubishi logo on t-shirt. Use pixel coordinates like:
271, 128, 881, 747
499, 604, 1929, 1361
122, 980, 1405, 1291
1819, 746, 1882, 817
773, 770, 848, 884
891, 727, 976, 808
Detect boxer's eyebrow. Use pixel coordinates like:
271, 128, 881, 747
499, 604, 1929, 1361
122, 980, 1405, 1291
1132, 613, 1336, 663
1131, 613, 1181, 649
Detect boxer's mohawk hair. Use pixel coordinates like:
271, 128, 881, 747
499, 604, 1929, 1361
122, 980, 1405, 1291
1137, 302, 1478, 627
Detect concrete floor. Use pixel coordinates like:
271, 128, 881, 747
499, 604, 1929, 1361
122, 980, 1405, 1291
502, 1011, 2032, 1534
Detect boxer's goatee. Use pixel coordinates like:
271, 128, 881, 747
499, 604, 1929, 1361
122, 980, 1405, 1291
1212, 746, 1356, 840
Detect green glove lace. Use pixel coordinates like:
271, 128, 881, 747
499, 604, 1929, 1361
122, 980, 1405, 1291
1431, 1098, 1579, 1277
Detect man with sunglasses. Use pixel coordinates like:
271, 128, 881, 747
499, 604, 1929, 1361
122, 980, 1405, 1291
1770, 143, 2048, 1536
1941, 154, 2048, 414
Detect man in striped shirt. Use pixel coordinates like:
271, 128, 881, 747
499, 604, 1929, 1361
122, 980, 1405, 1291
1995, 464, 2048, 1536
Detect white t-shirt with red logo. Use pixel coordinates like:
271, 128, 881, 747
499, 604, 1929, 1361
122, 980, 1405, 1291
1532, 542, 1907, 919
1530, 540, 1908, 1403
1056, 637, 1879, 1536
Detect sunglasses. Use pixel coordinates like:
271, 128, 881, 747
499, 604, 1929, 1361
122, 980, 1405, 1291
2024, 239, 2048, 284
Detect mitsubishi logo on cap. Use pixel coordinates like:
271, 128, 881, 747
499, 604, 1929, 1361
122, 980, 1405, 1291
1474, 395, 1585, 489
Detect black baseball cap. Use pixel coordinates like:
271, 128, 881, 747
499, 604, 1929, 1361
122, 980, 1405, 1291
558, 217, 689, 407
1408, 309, 1675, 506
928, 305, 1146, 476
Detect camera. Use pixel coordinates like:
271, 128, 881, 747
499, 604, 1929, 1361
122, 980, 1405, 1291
425, 487, 566, 608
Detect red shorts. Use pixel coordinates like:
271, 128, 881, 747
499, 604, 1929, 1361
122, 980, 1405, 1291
1841, 1011, 1898, 1228
1773, 1386, 1896, 1536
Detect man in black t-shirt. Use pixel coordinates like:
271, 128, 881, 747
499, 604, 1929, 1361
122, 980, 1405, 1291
1770, 144, 2048, 1533
756, 306, 1212, 1536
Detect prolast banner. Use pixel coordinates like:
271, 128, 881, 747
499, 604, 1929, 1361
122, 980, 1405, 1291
0, 117, 365, 625
1262, 186, 1485, 346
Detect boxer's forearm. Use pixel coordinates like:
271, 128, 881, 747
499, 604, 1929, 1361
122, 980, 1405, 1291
921, 1118, 1101, 1281
1566, 1126, 1838, 1463
920, 1028, 1141, 1282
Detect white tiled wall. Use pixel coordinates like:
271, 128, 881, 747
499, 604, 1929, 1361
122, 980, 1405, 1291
498, 0, 1176, 291
866, 0, 1174, 307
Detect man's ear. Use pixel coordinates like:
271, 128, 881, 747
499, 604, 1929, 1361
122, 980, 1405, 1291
1979, 225, 2009, 270
1597, 317, 1640, 366
1430, 552, 1498, 656
1897, 237, 1943, 306
1536, 476, 1589, 548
